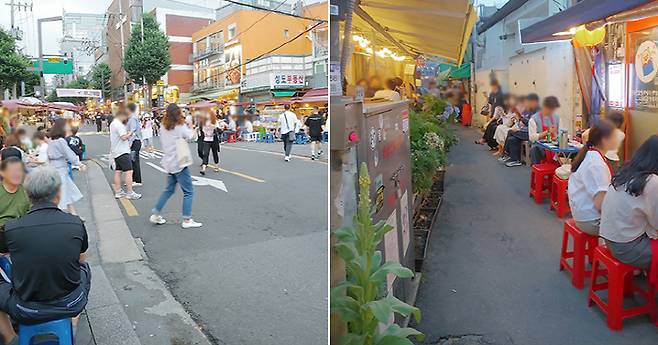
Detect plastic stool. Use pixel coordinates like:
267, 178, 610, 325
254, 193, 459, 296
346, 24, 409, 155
559, 219, 599, 289
322, 131, 328, 143
19, 319, 74, 345
264, 133, 275, 143
295, 133, 307, 145
529, 163, 555, 204
588, 245, 657, 331
227, 133, 237, 143
550, 175, 571, 218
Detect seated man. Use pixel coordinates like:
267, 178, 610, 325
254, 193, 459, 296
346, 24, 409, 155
504, 95, 559, 167
499, 93, 539, 165
0, 167, 90, 342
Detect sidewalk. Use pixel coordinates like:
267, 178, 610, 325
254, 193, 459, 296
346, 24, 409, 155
412, 126, 658, 345
74, 162, 211, 345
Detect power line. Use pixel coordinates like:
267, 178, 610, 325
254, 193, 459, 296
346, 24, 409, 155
221, 0, 326, 23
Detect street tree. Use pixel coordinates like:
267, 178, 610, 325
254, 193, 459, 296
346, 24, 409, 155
90, 63, 112, 99
123, 14, 170, 109
0, 29, 34, 98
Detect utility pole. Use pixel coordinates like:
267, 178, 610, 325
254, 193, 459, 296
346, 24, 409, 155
5, 0, 32, 99
116, 0, 128, 102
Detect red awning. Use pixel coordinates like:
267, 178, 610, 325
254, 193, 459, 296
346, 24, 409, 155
301, 88, 328, 98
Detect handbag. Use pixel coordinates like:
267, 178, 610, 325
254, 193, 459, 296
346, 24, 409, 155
480, 104, 490, 116
283, 112, 296, 142
175, 138, 193, 168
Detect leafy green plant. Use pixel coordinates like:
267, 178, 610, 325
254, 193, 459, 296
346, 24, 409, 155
331, 163, 423, 345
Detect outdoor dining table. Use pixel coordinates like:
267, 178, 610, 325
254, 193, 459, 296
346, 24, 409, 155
535, 140, 582, 166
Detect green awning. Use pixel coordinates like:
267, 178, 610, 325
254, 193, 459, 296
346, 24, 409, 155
272, 91, 296, 97
449, 63, 471, 79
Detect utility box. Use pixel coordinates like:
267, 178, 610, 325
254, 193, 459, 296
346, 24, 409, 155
330, 98, 415, 313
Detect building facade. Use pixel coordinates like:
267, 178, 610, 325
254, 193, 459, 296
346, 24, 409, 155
473, 0, 579, 132
190, 1, 327, 102
60, 12, 107, 83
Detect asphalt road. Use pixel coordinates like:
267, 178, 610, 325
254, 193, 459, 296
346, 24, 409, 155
79, 124, 327, 345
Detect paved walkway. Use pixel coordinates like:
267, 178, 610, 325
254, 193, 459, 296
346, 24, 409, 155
413, 126, 658, 345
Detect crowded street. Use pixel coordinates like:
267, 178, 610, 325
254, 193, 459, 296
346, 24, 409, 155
79, 123, 327, 344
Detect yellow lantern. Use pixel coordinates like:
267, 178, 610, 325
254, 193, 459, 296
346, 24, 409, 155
573, 25, 605, 47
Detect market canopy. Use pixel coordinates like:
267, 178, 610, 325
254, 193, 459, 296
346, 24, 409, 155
353, 0, 477, 63
520, 0, 649, 44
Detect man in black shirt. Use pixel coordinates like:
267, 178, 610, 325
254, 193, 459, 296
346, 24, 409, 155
304, 106, 326, 160
95, 112, 104, 132
0, 167, 90, 335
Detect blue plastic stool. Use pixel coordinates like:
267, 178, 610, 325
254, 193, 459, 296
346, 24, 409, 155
295, 133, 307, 145
264, 133, 275, 143
0, 256, 11, 280
322, 131, 328, 143
19, 319, 74, 345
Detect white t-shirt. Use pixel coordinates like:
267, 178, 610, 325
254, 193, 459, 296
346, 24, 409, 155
278, 111, 300, 134
160, 124, 194, 174
109, 119, 131, 158
568, 150, 612, 222
142, 120, 153, 139
600, 175, 658, 243
243, 120, 253, 133
36, 143, 49, 164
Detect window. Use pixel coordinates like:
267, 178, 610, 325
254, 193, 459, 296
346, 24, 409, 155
257, 0, 270, 6
228, 23, 237, 40
283, 29, 289, 39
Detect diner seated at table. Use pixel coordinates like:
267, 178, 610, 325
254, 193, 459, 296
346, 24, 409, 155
567, 120, 617, 235
506, 96, 560, 167
599, 135, 658, 270
492, 94, 520, 155
581, 110, 625, 163
499, 93, 540, 165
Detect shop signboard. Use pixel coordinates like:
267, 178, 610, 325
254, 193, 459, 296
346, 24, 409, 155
224, 45, 243, 88
607, 62, 624, 108
56, 88, 102, 98
629, 28, 658, 110
271, 74, 305, 88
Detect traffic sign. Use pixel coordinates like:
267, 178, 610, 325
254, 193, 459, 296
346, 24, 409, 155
32, 58, 73, 75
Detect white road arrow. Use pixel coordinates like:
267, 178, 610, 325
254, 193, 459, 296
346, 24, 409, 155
145, 162, 228, 193
192, 175, 228, 193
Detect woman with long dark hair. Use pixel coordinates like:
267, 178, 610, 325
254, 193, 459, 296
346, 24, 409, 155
149, 103, 203, 229
199, 111, 221, 175
47, 118, 86, 215
567, 120, 617, 235
599, 135, 658, 269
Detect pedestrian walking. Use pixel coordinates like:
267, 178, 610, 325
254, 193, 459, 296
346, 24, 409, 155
304, 106, 325, 160
149, 103, 202, 229
95, 112, 104, 132
126, 103, 143, 187
278, 104, 301, 162
66, 126, 84, 162
142, 114, 155, 156
109, 110, 141, 200
199, 111, 221, 175
47, 119, 86, 215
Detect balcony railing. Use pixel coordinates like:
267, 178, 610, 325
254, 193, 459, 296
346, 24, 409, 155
190, 45, 224, 63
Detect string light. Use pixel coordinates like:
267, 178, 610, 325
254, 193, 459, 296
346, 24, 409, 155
352, 35, 406, 61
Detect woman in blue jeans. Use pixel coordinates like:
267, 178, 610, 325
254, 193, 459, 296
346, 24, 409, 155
149, 103, 203, 229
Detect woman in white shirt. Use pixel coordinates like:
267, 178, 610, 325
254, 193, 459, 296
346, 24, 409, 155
567, 120, 618, 235
599, 135, 658, 269
149, 103, 202, 229
199, 111, 220, 175
141, 115, 155, 156
373, 78, 402, 101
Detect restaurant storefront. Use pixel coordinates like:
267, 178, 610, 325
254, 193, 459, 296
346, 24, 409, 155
521, 0, 658, 157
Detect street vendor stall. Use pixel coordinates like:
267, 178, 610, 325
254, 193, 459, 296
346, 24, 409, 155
329, 0, 477, 339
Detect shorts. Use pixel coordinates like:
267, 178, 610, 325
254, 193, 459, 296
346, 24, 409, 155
309, 134, 323, 142
0, 262, 91, 325
114, 153, 133, 171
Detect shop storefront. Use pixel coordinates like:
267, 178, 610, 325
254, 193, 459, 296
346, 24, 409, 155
521, 0, 658, 157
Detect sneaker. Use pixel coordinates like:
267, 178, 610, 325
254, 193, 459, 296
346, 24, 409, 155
125, 191, 142, 200
284, 156, 290, 162
114, 190, 126, 199
182, 219, 203, 229
498, 155, 510, 162
505, 160, 523, 167
132, 182, 143, 187
311, 154, 316, 160
318, 150, 323, 156
149, 214, 166, 225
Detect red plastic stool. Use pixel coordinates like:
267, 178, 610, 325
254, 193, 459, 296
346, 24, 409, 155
227, 133, 237, 143
461, 104, 472, 126
550, 175, 571, 218
588, 245, 657, 331
559, 219, 599, 289
529, 163, 555, 204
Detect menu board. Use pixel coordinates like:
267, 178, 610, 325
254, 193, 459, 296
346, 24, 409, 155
629, 27, 658, 110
